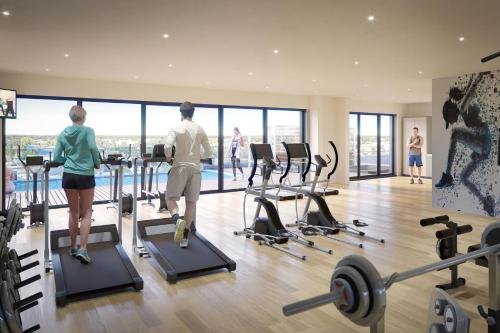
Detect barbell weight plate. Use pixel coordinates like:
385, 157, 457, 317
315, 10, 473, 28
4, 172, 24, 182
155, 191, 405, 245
481, 222, 500, 248
331, 266, 370, 322
334, 255, 386, 327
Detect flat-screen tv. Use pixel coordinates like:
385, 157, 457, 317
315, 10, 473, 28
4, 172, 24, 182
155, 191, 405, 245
0, 88, 17, 119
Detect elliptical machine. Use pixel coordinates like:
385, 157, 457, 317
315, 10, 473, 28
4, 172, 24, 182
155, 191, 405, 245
420, 215, 472, 290
284, 141, 384, 247
234, 143, 332, 260
17, 145, 45, 227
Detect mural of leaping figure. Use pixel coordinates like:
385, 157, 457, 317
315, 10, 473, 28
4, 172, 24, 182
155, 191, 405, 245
435, 73, 495, 216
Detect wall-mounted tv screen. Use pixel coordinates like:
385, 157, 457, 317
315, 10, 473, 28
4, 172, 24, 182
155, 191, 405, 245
0, 88, 17, 119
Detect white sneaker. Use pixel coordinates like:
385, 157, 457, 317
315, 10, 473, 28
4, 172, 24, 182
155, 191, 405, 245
180, 229, 189, 248
180, 238, 189, 248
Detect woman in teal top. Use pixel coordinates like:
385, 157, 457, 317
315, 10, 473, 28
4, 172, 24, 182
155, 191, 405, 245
54, 105, 101, 264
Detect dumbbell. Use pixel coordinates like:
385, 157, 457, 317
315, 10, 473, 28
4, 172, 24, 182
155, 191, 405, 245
0, 278, 42, 333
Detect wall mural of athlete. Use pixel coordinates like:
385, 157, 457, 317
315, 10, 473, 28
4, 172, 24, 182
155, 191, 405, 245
434, 71, 499, 217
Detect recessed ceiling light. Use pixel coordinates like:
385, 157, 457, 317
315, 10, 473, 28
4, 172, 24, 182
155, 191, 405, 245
367, 15, 375, 21
265, 85, 269, 89
363, 83, 368, 88
312, 79, 317, 83
64, 53, 69, 57
418, 70, 423, 75
2, 11, 10, 16
45, 68, 50, 72
458, 36, 465, 42
273, 49, 279, 54
133, 75, 139, 79
407, 88, 412, 91
163, 33, 169, 39
248, 71, 253, 76
168, 63, 173, 68
354, 61, 359, 65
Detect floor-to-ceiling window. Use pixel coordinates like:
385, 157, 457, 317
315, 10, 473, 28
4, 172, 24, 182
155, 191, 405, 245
4, 96, 305, 208
267, 109, 303, 185
4, 98, 77, 208
82, 101, 142, 201
223, 108, 263, 190
349, 113, 395, 179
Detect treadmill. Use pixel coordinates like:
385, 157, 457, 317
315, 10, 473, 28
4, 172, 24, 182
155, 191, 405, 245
132, 145, 236, 283
282, 142, 339, 196
43, 159, 143, 306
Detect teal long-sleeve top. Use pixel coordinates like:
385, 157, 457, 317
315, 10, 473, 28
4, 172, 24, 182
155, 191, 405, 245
53, 125, 101, 176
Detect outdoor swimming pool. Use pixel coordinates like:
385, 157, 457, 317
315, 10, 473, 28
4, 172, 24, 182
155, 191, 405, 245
12, 170, 225, 192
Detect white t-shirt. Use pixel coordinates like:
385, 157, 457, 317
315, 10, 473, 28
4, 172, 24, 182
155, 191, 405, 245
165, 119, 213, 169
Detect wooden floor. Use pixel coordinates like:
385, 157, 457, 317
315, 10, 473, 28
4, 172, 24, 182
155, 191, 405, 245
12, 177, 496, 333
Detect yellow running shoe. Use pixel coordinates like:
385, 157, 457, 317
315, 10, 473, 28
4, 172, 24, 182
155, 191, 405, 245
174, 219, 187, 244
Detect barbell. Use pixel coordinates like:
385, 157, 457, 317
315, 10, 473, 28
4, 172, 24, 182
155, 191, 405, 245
283, 222, 500, 331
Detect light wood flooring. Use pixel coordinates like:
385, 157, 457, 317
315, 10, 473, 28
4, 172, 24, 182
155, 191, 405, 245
12, 177, 497, 332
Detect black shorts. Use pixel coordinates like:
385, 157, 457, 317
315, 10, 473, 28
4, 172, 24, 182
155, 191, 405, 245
62, 172, 96, 190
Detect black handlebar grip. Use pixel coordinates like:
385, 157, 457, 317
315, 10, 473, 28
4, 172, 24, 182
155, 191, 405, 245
435, 215, 450, 222
457, 224, 473, 235
420, 218, 437, 226
436, 228, 455, 239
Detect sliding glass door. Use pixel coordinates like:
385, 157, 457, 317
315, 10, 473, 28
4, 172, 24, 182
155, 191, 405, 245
349, 113, 395, 179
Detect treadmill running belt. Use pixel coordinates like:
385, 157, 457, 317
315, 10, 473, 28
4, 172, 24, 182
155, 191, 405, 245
147, 233, 228, 274
57, 242, 134, 295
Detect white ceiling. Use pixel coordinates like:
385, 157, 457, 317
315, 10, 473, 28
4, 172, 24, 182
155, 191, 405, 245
0, 0, 499, 103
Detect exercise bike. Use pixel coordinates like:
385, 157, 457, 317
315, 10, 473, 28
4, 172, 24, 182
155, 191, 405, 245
234, 143, 332, 260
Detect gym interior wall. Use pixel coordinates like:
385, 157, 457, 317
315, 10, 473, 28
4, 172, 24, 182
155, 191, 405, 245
432, 70, 500, 217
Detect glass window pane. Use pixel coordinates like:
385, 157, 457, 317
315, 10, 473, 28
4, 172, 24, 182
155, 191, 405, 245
349, 114, 358, 178
5, 98, 77, 207
82, 101, 142, 199
146, 105, 219, 192
267, 110, 302, 184
190, 107, 219, 191
380, 116, 393, 175
359, 114, 378, 177
223, 108, 263, 190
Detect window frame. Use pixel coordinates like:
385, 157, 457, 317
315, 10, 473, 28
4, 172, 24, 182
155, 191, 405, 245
2, 94, 306, 209
349, 112, 396, 180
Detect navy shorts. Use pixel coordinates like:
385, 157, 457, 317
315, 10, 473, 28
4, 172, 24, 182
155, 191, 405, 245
408, 155, 423, 167
62, 172, 96, 190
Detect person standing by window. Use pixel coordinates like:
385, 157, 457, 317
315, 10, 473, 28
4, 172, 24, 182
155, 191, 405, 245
228, 127, 244, 181
408, 127, 424, 184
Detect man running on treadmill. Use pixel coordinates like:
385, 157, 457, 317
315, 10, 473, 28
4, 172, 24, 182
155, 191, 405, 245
165, 101, 213, 248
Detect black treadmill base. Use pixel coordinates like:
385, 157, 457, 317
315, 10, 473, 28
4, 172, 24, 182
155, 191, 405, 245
51, 225, 143, 307
138, 218, 236, 284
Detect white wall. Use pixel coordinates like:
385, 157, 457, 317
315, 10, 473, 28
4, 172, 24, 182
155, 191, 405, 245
403, 102, 432, 117
308, 97, 405, 184
0, 70, 420, 201
0, 70, 309, 109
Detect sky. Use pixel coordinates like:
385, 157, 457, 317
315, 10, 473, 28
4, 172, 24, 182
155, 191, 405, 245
8, 98, 303, 137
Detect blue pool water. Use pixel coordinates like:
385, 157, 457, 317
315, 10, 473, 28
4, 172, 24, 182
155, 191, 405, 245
13, 170, 225, 192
